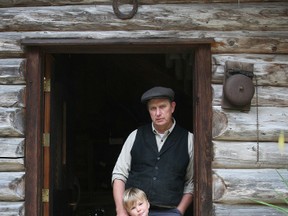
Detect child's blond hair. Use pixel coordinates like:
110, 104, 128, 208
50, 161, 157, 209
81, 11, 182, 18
123, 187, 148, 211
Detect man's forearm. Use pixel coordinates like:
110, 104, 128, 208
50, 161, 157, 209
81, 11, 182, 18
177, 193, 193, 215
113, 179, 129, 216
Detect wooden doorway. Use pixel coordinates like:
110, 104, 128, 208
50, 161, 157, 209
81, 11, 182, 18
24, 39, 212, 216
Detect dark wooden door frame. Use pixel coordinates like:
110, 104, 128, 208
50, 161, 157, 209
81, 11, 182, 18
23, 39, 213, 216
25, 46, 44, 216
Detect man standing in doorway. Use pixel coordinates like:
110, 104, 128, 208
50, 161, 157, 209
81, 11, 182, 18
112, 86, 194, 216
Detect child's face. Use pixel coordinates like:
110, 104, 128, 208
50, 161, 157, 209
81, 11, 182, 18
127, 199, 150, 216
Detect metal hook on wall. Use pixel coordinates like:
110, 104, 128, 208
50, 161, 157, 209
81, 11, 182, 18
112, 0, 138, 20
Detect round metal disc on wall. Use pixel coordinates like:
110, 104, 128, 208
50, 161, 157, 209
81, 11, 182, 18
224, 74, 255, 106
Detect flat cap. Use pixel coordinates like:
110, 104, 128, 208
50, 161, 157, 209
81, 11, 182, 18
141, 86, 175, 103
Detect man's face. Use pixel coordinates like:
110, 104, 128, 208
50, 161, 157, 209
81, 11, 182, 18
147, 98, 176, 131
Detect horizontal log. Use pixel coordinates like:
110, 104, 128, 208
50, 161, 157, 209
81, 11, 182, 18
0, 108, 24, 137
0, 138, 24, 171
0, 3, 287, 32
1, 31, 288, 58
0, 172, 24, 201
0, 138, 24, 157
0, 85, 25, 107
213, 169, 288, 204
0, 202, 24, 216
212, 141, 288, 169
212, 54, 288, 86
213, 84, 288, 106
212, 106, 288, 142
0, 37, 23, 58
213, 203, 286, 216
0, 159, 24, 172
0, 59, 25, 85
0, 0, 281, 7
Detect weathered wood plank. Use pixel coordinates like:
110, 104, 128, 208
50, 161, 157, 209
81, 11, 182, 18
213, 169, 288, 204
0, 3, 287, 32
212, 54, 288, 85
213, 203, 286, 216
0, 108, 24, 137
212, 106, 288, 141
1, 31, 288, 57
0, 202, 24, 216
212, 141, 288, 169
0, 59, 25, 85
194, 45, 213, 215
0, 0, 282, 7
0, 172, 24, 201
213, 84, 288, 106
24, 47, 42, 216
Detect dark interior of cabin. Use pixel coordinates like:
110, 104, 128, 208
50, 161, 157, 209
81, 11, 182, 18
51, 53, 194, 216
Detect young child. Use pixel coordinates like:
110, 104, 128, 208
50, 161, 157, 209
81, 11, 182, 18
123, 187, 150, 216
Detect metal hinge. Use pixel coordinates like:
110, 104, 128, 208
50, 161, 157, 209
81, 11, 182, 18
44, 78, 51, 92
43, 133, 50, 147
42, 188, 49, 203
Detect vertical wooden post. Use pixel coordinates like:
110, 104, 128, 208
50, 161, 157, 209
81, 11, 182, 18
193, 45, 213, 216
25, 47, 43, 216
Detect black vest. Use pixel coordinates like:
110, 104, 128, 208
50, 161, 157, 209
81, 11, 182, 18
125, 124, 189, 206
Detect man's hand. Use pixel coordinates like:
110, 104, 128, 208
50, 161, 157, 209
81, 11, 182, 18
116, 209, 129, 216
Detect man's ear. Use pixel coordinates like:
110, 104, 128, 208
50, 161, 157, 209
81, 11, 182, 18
171, 101, 176, 112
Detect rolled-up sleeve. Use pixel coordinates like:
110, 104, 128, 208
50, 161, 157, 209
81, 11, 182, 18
183, 132, 194, 194
111, 129, 137, 184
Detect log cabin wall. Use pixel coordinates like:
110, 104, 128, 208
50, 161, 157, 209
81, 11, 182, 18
0, 0, 287, 215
